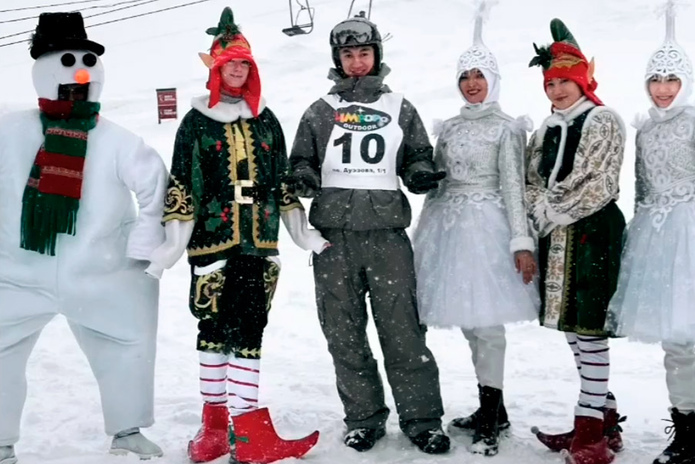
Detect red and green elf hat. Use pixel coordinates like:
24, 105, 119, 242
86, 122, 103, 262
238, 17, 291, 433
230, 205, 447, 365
199, 7, 261, 115
529, 19, 603, 106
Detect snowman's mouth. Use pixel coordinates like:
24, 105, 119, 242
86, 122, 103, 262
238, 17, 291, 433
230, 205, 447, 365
58, 83, 90, 101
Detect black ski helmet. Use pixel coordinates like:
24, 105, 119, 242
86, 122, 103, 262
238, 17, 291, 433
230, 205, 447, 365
329, 13, 382, 76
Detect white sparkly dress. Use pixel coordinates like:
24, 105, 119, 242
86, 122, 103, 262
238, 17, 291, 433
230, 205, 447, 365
607, 106, 695, 344
413, 103, 540, 329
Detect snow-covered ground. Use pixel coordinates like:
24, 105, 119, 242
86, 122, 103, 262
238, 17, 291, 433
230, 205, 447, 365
1, 0, 692, 463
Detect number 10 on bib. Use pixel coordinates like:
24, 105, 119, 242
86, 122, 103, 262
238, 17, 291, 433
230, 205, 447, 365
320, 94, 404, 190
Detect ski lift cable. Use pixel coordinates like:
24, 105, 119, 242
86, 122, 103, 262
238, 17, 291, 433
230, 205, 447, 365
0, 0, 168, 42
0, 0, 104, 14
0, 0, 213, 49
0, 0, 155, 25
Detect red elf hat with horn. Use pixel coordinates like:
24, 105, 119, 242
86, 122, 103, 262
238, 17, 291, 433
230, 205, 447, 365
529, 18, 603, 106
199, 7, 261, 115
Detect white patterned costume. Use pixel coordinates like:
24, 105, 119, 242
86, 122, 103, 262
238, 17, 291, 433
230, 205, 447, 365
413, 3, 539, 397
606, 3, 695, 416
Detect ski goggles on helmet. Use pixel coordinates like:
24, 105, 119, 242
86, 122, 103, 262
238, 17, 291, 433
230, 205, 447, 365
330, 19, 378, 47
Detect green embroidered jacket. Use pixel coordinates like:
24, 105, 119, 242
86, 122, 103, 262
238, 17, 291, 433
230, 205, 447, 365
163, 106, 302, 265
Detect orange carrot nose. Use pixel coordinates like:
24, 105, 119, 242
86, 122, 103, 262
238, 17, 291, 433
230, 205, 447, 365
74, 69, 91, 84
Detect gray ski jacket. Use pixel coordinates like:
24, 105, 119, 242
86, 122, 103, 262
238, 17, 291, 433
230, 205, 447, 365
289, 65, 436, 230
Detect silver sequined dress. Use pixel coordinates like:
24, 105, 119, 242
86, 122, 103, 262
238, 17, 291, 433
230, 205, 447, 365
607, 106, 695, 344
413, 103, 539, 328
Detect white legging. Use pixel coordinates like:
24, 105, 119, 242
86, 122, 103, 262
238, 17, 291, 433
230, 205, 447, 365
566, 333, 609, 419
663, 342, 695, 413
461, 325, 506, 390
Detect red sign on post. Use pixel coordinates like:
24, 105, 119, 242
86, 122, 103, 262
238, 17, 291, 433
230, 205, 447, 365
156, 88, 177, 123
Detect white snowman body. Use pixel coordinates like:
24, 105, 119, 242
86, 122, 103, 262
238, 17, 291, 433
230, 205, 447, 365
0, 45, 169, 443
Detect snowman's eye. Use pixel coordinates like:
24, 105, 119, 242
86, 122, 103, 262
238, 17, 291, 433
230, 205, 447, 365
83, 54, 97, 67
61, 53, 76, 67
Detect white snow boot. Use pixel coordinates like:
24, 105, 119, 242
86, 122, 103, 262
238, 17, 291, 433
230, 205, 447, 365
110, 428, 163, 460
0, 446, 17, 464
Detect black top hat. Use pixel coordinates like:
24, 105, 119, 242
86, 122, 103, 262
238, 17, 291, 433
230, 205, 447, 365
30, 12, 105, 60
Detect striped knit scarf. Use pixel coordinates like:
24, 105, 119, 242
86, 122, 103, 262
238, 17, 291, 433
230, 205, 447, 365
20, 98, 100, 256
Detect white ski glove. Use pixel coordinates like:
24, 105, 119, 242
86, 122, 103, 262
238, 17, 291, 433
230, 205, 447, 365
145, 220, 194, 279
280, 208, 330, 254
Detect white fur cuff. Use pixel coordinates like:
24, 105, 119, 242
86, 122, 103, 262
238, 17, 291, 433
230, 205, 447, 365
510, 236, 535, 253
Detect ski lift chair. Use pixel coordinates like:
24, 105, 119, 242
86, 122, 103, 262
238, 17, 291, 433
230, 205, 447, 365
282, 0, 314, 36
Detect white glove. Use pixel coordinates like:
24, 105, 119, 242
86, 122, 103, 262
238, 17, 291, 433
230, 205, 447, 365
281, 208, 329, 254
146, 220, 194, 279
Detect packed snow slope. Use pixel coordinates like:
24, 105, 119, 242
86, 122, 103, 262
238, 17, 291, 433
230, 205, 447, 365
1, 0, 693, 463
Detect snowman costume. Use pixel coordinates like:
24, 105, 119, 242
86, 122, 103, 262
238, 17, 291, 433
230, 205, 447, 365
412, 1, 539, 454
606, 2, 695, 462
0, 13, 167, 463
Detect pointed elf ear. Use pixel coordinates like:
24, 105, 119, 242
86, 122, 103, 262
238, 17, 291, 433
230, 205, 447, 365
587, 57, 595, 83
199, 52, 215, 69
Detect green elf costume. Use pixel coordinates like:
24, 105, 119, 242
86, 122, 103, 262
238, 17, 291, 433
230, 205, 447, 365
525, 19, 626, 464
146, 8, 325, 464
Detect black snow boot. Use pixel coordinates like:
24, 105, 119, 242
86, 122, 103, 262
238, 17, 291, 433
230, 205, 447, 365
409, 427, 451, 454
449, 384, 510, 435
470, 385, 503, 456
344, 427, 385, 452
653, 409, 695, 464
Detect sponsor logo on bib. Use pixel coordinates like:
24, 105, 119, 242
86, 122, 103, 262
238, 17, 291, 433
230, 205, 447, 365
333, 105, 391, 132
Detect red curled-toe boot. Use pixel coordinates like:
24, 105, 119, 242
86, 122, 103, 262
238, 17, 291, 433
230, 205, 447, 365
561, 416, 614, 464
230, 407, 319, 464
532, 392, 625, 453
188, 403, 231, 462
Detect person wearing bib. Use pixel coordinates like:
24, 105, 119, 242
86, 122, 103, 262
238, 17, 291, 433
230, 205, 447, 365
288, 13, 449, 456
412, 3, 540, 456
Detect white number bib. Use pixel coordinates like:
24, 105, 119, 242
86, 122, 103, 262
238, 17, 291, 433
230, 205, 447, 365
320, 93, 404, 190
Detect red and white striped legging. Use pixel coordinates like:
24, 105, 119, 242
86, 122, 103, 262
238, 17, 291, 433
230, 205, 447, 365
198, 352, 260, 416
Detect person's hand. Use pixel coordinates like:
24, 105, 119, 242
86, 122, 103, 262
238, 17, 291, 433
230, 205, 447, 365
285, 175, 320, 198
406, 171, 446, 194
514, 250, 537, 284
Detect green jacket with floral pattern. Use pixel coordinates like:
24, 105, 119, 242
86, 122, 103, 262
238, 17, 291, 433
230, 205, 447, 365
163, 105, 301, 266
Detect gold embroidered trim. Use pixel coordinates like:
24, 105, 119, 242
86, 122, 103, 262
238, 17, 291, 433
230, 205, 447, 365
558, 225, 575, 329
235, 348, 261, 359
188, 239, 237, 257
193, 269, 226, 314
199, 340, 225, 352
264, 259, 281, 312
543, 226, 568, 329
225, 124, 241, 246
279, 202, 303, 212
163, 213, 194, 222
240, 120, 278, 250
164, 175, 194, 218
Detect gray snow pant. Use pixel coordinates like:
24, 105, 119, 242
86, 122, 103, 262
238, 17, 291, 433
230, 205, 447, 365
313, 228, 444, 437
